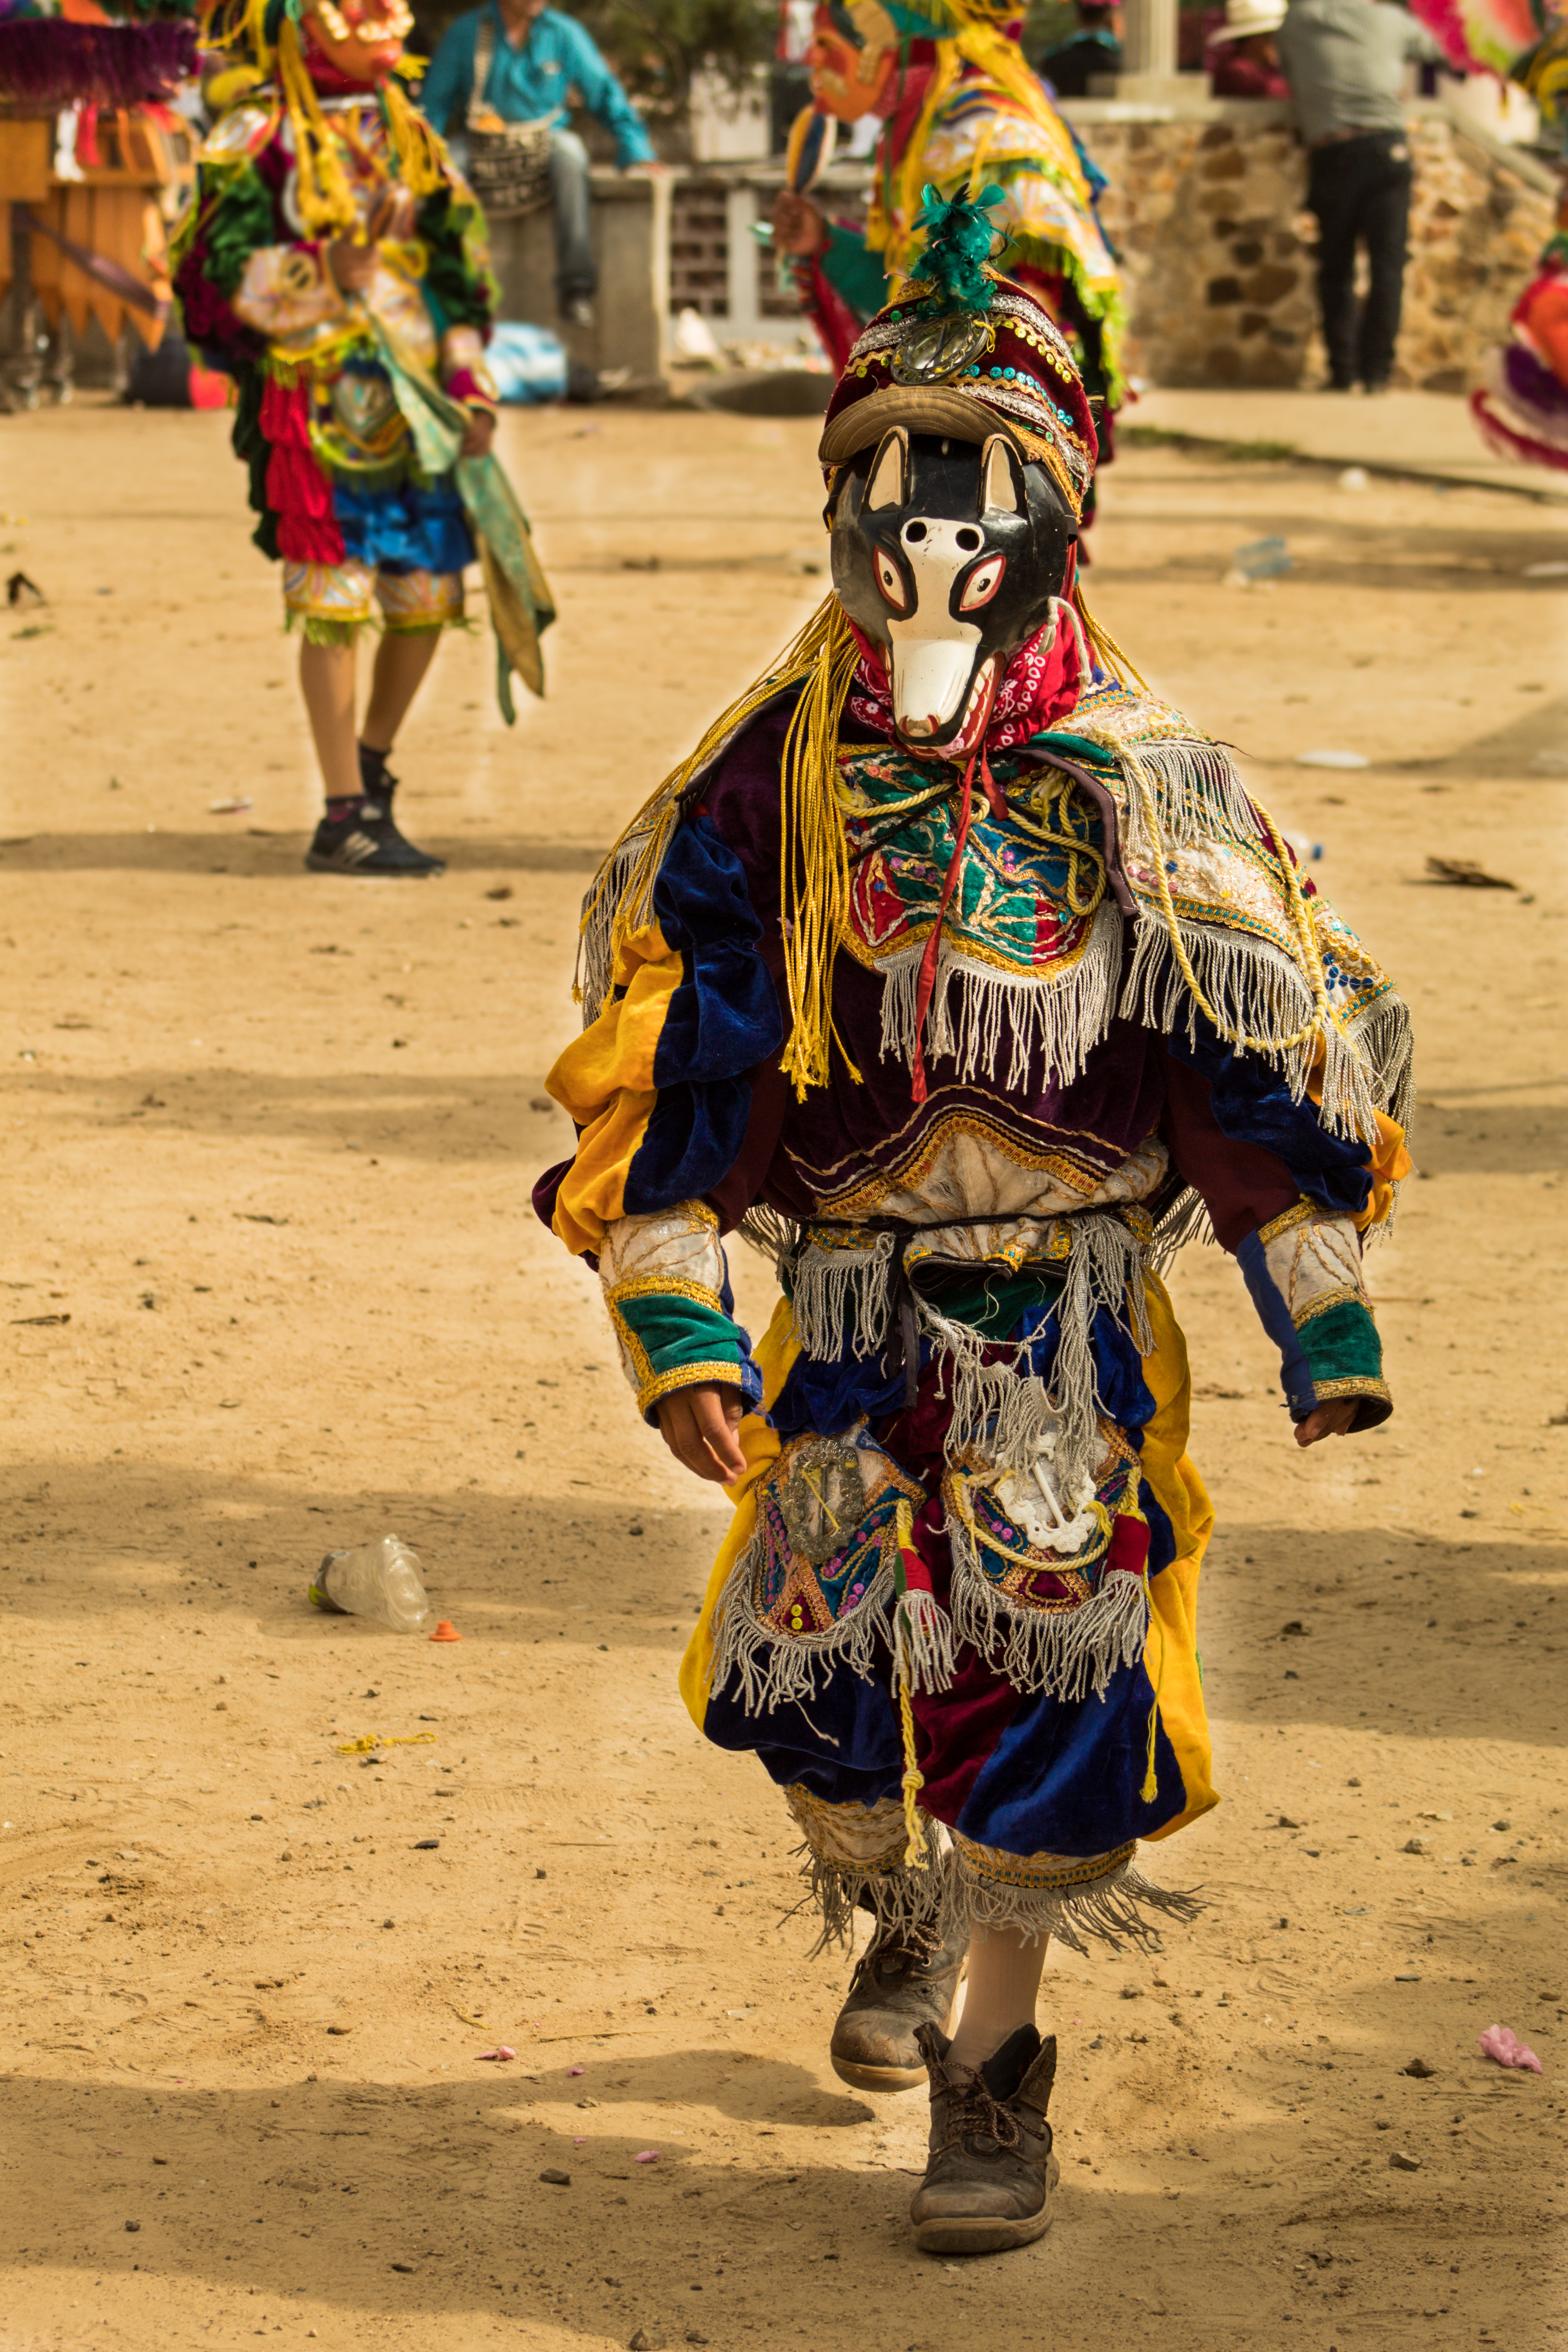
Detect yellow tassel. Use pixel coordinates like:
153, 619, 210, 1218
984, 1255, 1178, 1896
897, 1674, 927, 1871
1139, 1572, 1166, 1805
1073, 587, 1147, 692
277, 19, 359, 238
578, 597, 862, 1109
777, 603, 863, 1098
381, 72, 446, 201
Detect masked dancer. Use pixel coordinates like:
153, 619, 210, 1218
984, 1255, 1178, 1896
772, 0, 1124, 443
175, 0, 519, 875
536, 191, 1411, 2258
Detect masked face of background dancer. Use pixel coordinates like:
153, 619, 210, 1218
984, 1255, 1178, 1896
301, 0, 413, 86
807, 3, 897, 119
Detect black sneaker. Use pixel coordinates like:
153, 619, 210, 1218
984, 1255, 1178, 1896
304, 797, 445, 877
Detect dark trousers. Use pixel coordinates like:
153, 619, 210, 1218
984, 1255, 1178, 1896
1307, 130, 1413, 388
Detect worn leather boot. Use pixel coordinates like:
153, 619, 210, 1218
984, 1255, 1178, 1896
828, 1916, 968, 2092
909, 2021, 1059, 2254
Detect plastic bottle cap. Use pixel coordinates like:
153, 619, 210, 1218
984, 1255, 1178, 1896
429, 1620, 461, 1643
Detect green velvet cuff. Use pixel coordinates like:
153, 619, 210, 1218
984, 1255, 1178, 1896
1296, 1297, 1391, 1431
607, 1286, 758, 1422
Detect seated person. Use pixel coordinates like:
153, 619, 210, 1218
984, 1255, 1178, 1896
422, 0, 657, 326
1207, 0, 1289, 98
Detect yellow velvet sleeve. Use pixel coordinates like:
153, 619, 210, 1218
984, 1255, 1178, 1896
545, 918, 682, 1257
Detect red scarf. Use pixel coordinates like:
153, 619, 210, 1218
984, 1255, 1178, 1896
844, 602, 1086, 758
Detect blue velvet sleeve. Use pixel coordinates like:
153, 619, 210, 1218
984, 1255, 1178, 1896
619, 812, 785, 1218
1163, 1012, 1373, 1220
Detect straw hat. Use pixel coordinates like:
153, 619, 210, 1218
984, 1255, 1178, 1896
1210, 0, 1285, 41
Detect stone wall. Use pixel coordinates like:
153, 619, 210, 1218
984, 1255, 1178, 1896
1067, 98, 1556, 392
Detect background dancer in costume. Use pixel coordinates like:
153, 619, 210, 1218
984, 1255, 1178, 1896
1448, 7, 1568, 472
175, 0, 531, 876
770, 0, 1124, 441
536, 192, 1412, 2259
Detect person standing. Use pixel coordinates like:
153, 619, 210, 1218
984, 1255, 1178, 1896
1037, 0, 1121, 97
1276, 0, 1446, 392
421, 0, 657, 326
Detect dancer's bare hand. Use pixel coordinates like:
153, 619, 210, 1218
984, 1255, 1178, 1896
327, 235, 379, 293
460, 407, 496, 458
771, 190, 827, 258
657, 1383, 747, 1484
1294, 1398, 1359, 1447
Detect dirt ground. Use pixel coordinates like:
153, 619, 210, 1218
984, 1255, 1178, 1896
0, 399, 1565, 2352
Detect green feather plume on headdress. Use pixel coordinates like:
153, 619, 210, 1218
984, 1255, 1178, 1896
911, 181, 1004, 313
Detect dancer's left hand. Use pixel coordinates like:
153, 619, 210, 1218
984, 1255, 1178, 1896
1294, 1398, 1358, 1447
461, 407, 497, 458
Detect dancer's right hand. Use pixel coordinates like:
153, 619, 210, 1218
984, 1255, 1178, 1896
328, 236, 379, 293
770, 190, 827, 258
656, 1383, 748, 1485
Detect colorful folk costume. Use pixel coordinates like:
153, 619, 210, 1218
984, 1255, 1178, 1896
784, 0, 1124, 433
1468, 20, 1568, 470
536, 194, 1412, 2256
172, 0, 554, 875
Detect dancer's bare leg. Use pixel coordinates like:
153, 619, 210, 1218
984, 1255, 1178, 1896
946, 1925, 1048, 2068
297, 637, 361, 802
361, 625, 441, 754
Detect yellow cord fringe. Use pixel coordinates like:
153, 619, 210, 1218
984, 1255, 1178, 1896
579, 597, 864, 1099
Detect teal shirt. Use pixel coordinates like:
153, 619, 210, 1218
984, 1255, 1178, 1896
421, 3, 656, 168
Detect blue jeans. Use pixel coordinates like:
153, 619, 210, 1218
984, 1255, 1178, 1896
446, 124, 596, 307
547, 128, 594, 304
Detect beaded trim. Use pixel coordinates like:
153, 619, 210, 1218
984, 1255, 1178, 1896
950, 1832, 1137, 1893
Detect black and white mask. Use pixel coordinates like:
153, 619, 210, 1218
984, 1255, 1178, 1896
829, 426, 1078, 761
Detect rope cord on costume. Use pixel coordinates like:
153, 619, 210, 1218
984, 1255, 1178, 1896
893, 1497, 929, 1870
1128, 750, 1333, 1058
1004, 769, 1107, 914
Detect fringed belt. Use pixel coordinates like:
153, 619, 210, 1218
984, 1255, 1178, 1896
783, 1205, 1156, 1494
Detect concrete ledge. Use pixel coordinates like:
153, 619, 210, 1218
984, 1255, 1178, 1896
1129, 385, 1568, 501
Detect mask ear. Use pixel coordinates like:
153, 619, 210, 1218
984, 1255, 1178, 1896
980, 434, 1023, 517
865, 426, 908, 512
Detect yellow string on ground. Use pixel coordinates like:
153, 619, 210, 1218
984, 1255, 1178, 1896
335, 1730, 438, 1754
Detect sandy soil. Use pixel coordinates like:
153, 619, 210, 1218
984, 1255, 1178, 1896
0, 400, 1565, 2352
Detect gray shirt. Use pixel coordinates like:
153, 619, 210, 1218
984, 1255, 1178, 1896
1276, 0, 1445, 143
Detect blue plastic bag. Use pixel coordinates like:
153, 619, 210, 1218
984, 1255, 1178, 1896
487, 321, 569, 405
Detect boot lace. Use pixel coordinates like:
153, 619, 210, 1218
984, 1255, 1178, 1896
852, 1926, 940, 1990
937, 2067, 1025, 2156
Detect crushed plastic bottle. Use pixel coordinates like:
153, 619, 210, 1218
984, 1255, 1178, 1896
309, 1535, 431, 1634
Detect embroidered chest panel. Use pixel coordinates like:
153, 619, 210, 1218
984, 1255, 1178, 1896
836, 744, 1107, 985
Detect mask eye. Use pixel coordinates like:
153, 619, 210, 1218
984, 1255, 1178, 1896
959, 553, 1006, 612
875, 547, 908, 612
